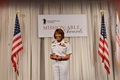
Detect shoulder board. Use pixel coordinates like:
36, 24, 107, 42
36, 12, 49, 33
52, 40, 55, 43
64, 40, 68, 43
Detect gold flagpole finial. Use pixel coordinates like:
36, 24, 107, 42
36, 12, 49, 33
100, 9, 106, 13
16, 10, 20, 14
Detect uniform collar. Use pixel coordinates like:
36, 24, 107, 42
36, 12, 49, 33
55, 39, 64, 44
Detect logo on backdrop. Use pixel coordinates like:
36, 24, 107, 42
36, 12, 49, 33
43, 18, 60, 25
43, 18, 46, 24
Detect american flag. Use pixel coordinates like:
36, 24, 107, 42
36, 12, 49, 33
116, 12, 120, 67
11, 14, 23, 75
98, 14, 110, 74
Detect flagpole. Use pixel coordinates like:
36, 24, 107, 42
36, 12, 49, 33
15, 9, 20, 80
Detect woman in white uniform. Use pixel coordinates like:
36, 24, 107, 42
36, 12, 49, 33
50, 28, 72, 80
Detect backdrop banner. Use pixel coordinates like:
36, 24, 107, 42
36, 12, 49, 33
38, 14, 87, 37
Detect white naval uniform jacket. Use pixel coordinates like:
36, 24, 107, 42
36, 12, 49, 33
50, 39, 72, 56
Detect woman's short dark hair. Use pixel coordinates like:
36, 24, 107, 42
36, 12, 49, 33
54, 28, 64, 39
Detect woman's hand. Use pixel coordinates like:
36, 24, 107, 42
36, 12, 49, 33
50, 54, 58, 60
52, 54, 58, 60
50, 54, 71, 60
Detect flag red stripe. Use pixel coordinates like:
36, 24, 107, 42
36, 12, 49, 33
11, 47, 23, 62
11, 47, 23, 68
99, 44, 104, 51
100, 37, 104, 43
104, 56, 110, 66
12, 41, 22, 51
104, 40, 108, 47
116, 33, 120, 46
104, 64, 110, 74
98, 50, 104, 59
104, 47, 108, 55
13, 35, 21, 43
98, 50, 104, 62
11, 47, 23, 59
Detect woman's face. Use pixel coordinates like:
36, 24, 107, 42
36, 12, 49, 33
55, 32, 62, 42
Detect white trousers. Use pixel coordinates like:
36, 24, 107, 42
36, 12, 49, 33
52, 60, 69, 80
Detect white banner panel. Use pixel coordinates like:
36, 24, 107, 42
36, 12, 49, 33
38, 14, 87, 37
